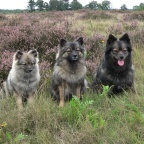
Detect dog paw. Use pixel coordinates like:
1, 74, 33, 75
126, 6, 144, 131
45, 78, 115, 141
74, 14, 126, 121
58, 102, 64, 107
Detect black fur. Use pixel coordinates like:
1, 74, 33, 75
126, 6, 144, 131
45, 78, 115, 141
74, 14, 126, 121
92, 33, 136, 96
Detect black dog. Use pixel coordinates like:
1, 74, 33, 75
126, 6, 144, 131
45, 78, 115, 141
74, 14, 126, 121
92, 33, 136, 96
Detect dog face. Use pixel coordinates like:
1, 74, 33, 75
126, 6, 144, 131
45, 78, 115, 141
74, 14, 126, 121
56, 37, 86, 62
14, 49, 39, 73
105, 33, 132, 67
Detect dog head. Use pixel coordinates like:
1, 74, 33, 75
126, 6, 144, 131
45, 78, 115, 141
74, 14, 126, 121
13, 49, 39, 73
105, 33, 132, 67
56, 37, 86, 62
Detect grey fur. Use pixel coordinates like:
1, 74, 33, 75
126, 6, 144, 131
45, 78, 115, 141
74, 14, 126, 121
51, 37, 87, 102
0, 49, 40, 107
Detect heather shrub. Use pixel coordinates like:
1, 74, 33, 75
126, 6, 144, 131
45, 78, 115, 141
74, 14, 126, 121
0, 14, 7, 20
85, 34, 105, 74
0, 13, 106, 79
130, 29, 144, 45
107, 24, 124, 36
79, 10, 113, 20
0, 51, 14, 81
124, 20, 139, 31
43, 11, 74, 19
0, 10, 143, 81
109, 10, 131, 14
123, 11, 144, 21
0, 12, 96, 80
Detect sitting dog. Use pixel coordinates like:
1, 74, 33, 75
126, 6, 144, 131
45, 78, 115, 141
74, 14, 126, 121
0, 49, 40, 109
51, 37, 87, 107
92, 33, 136, 96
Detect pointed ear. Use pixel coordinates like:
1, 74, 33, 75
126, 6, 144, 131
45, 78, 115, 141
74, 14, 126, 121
77, 37, 83, 45
119, 33, 130, 43
107, 34, 117, 45
60, 39, 67, 47
28, 49, 38, 57
15, 50, 23, 60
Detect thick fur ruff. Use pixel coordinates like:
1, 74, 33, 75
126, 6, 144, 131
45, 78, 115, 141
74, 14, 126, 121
51, 37, 87, 106
0, 49, 40, 108
92, 33, 136, 96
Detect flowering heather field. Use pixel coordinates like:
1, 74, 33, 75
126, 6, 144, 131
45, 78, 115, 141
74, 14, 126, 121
0, 10, 144, 143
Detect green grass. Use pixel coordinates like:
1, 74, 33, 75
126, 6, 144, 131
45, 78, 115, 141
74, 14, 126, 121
1, 11, 144, 144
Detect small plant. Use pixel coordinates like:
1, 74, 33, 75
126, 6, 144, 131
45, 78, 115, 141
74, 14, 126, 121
63, 96, 93, 126
0, 122, 27, 143
5, 132, 28, 142
14, 133, 28, 142
100, 85, 111, 96
63, 96, 106, 128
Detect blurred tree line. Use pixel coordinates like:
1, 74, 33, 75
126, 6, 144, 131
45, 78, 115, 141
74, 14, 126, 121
27, 0, 144, 12
0, 0, 143, 13
27, 0, 112, 12
133, 3, 144, 10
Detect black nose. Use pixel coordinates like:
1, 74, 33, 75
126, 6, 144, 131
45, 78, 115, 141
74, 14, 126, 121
120, 56, 124, 60
73, 54, 78, 58
28, 69, 32, 72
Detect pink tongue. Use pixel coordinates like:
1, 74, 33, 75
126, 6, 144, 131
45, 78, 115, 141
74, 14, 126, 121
118, 60, 124, 66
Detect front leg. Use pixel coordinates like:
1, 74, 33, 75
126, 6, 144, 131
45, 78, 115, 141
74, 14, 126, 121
15, 95, 23, 109
59, 83, 65, 107
76, 86, 81, 99
108, 85, 124, 96
27, 94, 35, 105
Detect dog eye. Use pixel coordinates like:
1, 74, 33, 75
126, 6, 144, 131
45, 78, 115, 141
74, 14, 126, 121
76, 48, 80, 51
31, 63, 35, 65
65, 48, 71, 53
65, 50, 71, 53
123, 49, 127, 53
113, 49, 118, 53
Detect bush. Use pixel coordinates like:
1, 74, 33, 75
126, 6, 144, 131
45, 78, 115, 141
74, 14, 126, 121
123, 11, 144, 21
0, 12, 106, 80
79, 10, 113, 20
0, 10, 143, 81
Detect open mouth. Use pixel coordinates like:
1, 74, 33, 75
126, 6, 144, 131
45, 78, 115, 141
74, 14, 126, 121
118, 60, 124, 66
